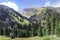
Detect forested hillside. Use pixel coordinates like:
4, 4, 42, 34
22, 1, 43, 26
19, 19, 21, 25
0, 5, 60, 40
21, 7, 60, 38
0, 5, 38, 38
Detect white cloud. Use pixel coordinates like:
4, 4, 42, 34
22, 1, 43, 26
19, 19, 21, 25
44, 1, 52, 7
0, 1, 19, 11
53, 3, 60, 7
44, 1, 60, 7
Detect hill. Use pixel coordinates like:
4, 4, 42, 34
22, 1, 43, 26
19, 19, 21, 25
0, 5, 37, 38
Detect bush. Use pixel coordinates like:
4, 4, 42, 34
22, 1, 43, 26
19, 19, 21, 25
10, 33, 15, 39
20, 30, 27, 37
43, 36, 51, 40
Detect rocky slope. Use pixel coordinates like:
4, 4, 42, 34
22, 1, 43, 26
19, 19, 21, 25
21, 7, 60, 23
0, 5, 35, 26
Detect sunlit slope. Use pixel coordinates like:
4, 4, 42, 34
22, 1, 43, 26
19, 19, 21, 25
21, 8, 47, 17
0, 5, 34, 26
22, 7, 60, 23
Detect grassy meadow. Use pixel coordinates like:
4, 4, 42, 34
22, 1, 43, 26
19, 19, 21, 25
0, 35, 60, 40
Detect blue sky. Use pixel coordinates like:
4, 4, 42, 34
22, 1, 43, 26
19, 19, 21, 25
0, 0, 60, 11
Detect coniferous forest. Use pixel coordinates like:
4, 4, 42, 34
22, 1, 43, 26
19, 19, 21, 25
0, 5, 60, 40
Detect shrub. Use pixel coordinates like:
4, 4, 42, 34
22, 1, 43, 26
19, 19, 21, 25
43, 36, 51, 40
10, 33, 15, 39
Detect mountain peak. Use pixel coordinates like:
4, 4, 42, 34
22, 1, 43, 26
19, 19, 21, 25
0, 5, 11, 9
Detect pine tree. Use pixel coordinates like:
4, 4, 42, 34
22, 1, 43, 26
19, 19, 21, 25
51, 12, 53, 39
45, 13, 48, 36
31, 23, 34, 37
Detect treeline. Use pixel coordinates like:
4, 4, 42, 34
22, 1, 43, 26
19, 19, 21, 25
0, 9, 60, 39
0, 19, 39, 38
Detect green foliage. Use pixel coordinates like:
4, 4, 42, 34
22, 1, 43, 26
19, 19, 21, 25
20, 30, 26, 37
43, 36, 51, 40
10, 33, 15, 39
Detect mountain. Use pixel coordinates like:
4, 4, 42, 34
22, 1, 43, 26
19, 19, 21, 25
20, 8, 44, 18
0, 5, 60, 38
0, 5, 35, 26
21, 7, 60, 24
21, 7, 60, 16
0, 5, 38, 37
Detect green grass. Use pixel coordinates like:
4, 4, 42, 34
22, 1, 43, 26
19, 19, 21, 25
0, 36, 42, 40
43, 35, 60, 40
12, 36, 42, 40
0, 36, 11, 40
0, 35, 60, 40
